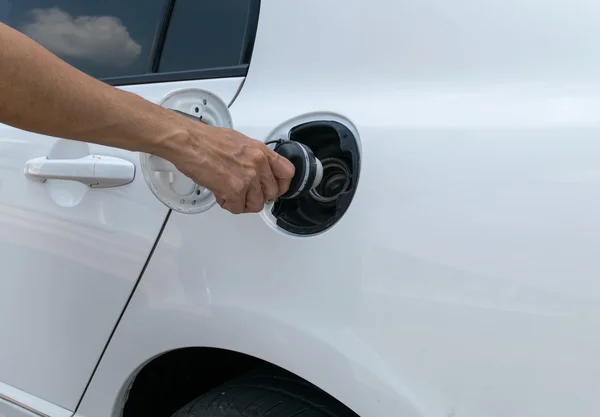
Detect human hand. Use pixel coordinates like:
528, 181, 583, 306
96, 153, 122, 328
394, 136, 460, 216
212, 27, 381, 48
160, 122, 295, 214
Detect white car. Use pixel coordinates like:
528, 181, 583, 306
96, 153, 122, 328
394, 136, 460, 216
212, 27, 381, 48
2, 0, 600, 416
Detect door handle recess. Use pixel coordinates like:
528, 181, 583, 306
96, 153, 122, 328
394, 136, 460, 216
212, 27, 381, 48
24, 155, 135, 188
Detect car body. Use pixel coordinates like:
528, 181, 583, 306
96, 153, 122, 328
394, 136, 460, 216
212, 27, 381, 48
2, 0, 600, 416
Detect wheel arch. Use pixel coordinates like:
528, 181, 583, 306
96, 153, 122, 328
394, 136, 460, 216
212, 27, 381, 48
75, 304, 425, 417
120, 346, 358, 417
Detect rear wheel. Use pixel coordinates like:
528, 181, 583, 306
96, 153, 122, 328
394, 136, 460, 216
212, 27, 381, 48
171, 366, 357, 417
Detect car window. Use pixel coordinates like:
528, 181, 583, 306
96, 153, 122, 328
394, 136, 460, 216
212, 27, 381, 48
157, 0, 254, 73
0, 0, 12, 23
1, 0, 259, 84
1, 0, 166, 79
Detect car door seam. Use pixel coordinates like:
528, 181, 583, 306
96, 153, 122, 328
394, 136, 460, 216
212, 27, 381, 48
71, 209, 173, 414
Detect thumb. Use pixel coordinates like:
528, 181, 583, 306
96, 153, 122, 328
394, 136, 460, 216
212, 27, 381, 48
268, 151, 295, 194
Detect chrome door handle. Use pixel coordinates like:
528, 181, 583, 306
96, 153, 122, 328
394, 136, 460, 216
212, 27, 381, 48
24, 155, 135, 188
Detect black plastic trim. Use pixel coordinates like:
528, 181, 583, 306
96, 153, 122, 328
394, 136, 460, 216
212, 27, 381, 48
100, 65, 249, 86
149, 0, 176, 73
240, 0, 261, 65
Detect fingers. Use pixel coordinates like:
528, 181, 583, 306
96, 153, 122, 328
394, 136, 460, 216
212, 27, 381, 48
220, 178, 247, 215
217, 178, 264, 214
255, 150, 279, 201
244, 179, 265, 213
267, 150, 295, 197
220, 199, 244, 215
190, 129, 296, 215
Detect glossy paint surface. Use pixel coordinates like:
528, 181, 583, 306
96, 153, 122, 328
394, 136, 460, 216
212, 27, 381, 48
0, 399, 38, 417
76, 1, 600, 417
0, 381, 71, 417
0, 78, 243, 411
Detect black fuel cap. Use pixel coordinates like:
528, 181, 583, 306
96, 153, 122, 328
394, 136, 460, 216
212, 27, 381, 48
272, 140, 323, 199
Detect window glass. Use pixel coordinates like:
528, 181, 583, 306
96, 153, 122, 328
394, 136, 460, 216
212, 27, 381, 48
1, 0, 166, 78
0, 0, 12, 23
158, 0, 253, 73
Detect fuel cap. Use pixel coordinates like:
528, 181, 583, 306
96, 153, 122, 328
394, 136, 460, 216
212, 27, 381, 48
272, 140, 323, 199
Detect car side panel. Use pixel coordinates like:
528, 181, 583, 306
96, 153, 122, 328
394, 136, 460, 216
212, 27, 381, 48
0, 381, 71, 417
77, 1, 600, 417
0, 78, 243, 412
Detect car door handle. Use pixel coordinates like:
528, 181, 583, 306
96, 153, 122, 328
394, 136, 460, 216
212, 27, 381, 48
24, 155, 135, 188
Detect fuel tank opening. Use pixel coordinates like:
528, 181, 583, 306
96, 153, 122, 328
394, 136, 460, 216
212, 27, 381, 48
270, 119, 360, 236
309, 157, 351, 204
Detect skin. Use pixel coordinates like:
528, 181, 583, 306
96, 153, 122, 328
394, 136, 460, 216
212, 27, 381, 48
0, 22, 295, 214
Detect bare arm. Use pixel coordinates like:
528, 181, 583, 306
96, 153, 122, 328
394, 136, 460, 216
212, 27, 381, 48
0, 22, 294, 214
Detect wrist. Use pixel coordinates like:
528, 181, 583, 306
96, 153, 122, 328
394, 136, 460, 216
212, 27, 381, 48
149, 114, 213, 167
151, 124, 191, 161
110, 90, 212, 166
121, 95, 194, 158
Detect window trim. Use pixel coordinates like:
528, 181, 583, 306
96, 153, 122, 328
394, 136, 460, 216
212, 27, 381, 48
100, 65, 249, 86
148, 0, 176, 73
240, 0, 260, 65
100, 0, 260, 87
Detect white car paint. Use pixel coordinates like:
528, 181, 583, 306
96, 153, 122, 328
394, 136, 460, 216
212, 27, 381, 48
4, 0, 600, 416
0, 381, 70, 417
0, 77, 243, 412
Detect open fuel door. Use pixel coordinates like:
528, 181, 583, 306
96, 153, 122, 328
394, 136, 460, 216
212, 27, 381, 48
139, 88, 233, 214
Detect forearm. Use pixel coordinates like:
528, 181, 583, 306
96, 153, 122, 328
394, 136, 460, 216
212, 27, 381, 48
0, 23, 295, 214
0, 22, 189, 157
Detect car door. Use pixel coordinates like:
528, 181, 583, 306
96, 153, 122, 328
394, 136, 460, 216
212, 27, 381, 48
0, 0, 256, 414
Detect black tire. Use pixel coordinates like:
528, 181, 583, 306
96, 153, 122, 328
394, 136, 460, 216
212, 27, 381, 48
171, 365, 358, 417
